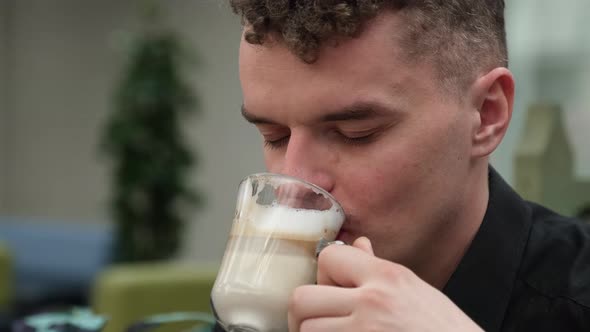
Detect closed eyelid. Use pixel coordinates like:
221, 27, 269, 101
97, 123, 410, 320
335, 122, 383, 132
333, 119, 395, 134
338, 129, 379, 137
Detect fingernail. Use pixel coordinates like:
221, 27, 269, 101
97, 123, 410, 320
366, 237, 373, 252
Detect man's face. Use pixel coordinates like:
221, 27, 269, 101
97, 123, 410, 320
239, 12, 481, 266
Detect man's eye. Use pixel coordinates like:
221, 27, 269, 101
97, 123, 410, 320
264, 136, 290, 150
338, 131, 377, 145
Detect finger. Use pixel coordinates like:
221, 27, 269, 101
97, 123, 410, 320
352, 236, 374, 255
298, 316, 352, 332
288, 285, 354, 332
288, 285, 353, 332
317, 244, 377, 287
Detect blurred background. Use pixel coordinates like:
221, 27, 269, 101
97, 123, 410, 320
0, 0, 589, 330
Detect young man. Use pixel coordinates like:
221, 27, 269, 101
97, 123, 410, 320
220, 1, 590, 331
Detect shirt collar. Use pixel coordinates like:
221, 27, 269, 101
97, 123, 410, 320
443, 167, 532, 331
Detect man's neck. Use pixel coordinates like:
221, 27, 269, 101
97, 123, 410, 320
414, 164, 490, 290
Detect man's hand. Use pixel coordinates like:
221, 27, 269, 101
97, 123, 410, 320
288, 237, 483, 332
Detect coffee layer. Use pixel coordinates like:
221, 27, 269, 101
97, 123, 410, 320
212, 236, 318, 331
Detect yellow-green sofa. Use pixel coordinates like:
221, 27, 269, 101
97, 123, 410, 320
0, 243, 11, 313
92, 262, 218, 332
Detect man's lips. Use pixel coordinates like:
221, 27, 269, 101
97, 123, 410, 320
336, 228, 353, 242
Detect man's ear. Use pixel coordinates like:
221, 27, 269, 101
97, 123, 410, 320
469, 67, 515, 158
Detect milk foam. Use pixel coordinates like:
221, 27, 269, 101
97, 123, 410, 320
237, 201, 344, 240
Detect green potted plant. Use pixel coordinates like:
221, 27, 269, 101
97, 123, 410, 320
101, 2, 202, 262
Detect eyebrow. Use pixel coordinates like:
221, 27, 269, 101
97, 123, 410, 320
320, 106, 389, 122
241, 101, 395, 125
241, 105, 276, 124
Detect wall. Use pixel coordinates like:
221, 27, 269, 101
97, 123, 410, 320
5, 0, 128, 221
0, 0, 263, 262
0, 1, 9, 212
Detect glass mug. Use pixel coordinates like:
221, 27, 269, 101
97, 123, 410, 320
210, 173, 345, 332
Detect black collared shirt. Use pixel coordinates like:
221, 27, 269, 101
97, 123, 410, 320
444, 168, 590, 331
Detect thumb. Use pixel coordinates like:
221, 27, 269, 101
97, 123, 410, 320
352, 236, 374, 256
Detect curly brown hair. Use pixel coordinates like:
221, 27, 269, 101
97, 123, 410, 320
230, 0, 507, 91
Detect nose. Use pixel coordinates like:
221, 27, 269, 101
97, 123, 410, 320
278, 130, 335, 193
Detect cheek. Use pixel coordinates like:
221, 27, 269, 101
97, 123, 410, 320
263, 151, 282, 173
336, 151, 418, 216
334, 120, 453, 220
